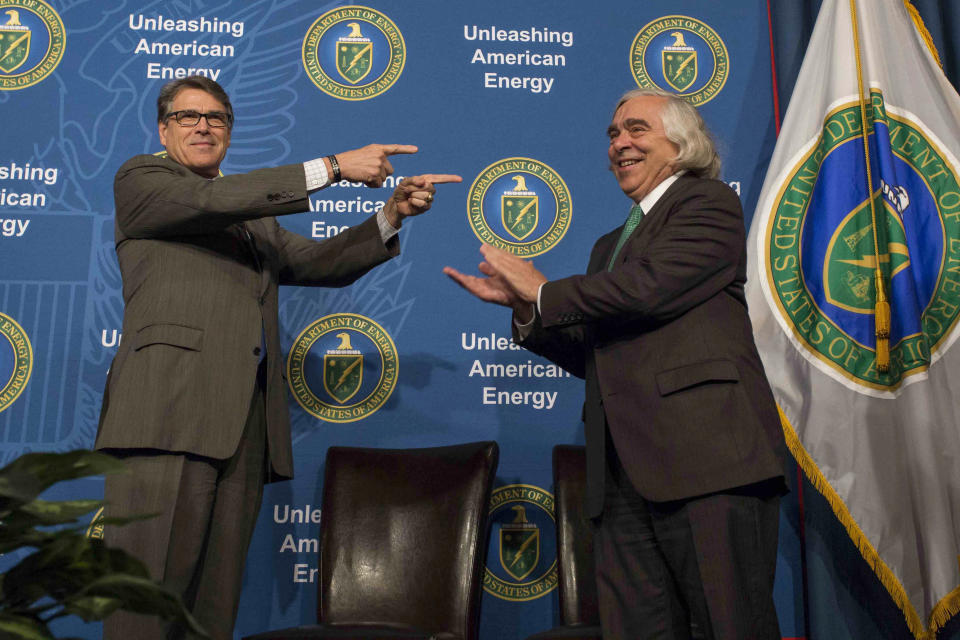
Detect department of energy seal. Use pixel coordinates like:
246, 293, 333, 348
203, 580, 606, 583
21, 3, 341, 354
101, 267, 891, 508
287, 313, 398, 423
302, 6, 405, 101
0, 0, 65, 90
86, 507, 105, 540
0, 311, 32, 414
629, 15, 728, 105
468, 157, 572, 257
760, 90, 960, 394
483, 484, 557, 602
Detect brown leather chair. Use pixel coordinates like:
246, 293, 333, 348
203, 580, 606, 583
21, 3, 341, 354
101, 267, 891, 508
243, 441, 499, 640
527, 445, 602, 640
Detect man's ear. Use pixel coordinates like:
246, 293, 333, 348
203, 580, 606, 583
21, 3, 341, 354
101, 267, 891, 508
158, 120, 168, 147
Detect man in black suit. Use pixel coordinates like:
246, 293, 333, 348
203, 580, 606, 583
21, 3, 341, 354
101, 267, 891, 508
96, 76, 460, 639
445, 88, 785, 639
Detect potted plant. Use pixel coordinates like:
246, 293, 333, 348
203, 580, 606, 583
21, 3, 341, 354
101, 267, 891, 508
0, 449, 207, 639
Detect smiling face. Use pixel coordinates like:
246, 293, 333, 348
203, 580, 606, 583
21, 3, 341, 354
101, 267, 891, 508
607, 95, 680, 202
158, 87, 231, 178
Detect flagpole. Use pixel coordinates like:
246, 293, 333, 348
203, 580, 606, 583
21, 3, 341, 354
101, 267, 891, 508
848, 0, 891, 373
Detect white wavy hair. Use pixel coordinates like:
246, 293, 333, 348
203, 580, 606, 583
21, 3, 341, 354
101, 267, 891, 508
614, 88, 721, 179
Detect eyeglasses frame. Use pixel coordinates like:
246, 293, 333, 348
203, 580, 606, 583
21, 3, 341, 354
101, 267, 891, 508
164, 109, 234, 129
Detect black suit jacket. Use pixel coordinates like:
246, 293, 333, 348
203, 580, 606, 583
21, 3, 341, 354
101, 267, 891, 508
516, 175, 786, 517
96, 155, 396, 480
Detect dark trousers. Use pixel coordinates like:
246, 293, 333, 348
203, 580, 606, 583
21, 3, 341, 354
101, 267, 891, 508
102, 379, 267, 640
594, 443, 781, 640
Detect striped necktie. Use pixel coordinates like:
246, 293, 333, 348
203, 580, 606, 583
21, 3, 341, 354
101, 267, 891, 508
607, 202, 644, 270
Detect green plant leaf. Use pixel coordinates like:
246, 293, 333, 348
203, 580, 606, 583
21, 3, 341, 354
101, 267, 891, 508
0, 451, 127, 506
0, 527, 54, 555
72, 575, 209, 637
0, 613, 54, 639
58, 595, 121, 622
0, 450, 206, 638
19, 500, 102, 525
1, 535, 150, 609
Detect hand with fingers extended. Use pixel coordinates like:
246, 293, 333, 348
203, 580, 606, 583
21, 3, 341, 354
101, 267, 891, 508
382, 173, 463, 228
444, 244, 546, 322
476, 244, 546, 304
333, 143, 419, 187
444, 261, 519, 308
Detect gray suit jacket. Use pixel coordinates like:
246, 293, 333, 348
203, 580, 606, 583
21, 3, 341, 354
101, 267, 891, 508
516, 175, 785, 516
95, 155, 396, 481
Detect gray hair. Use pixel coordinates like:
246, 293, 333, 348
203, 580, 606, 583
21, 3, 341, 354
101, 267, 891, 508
156, 76, 234, 128
614, 88, 721, 179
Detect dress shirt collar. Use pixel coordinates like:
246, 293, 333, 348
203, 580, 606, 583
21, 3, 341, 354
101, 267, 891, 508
637, 170, 686, 214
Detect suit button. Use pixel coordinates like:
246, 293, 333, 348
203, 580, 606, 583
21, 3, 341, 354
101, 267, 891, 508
253, 346, 262, 356
258, 296, 266, 305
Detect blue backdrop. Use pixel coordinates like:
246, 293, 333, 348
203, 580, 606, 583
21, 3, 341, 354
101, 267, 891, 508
0, 1, 956, 638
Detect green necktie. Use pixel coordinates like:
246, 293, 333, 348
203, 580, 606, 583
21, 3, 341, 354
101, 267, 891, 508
607, 202, 644, 270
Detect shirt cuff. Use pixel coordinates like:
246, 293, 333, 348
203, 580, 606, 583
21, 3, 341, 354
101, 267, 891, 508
513, 307, 536, 341
303, 158, 330, 192
376, 210, 400, 243
513, 285, 543, 336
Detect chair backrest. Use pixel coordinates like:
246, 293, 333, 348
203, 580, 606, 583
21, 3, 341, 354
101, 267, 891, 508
552, 445, 600, 626
317, 441, 499, 640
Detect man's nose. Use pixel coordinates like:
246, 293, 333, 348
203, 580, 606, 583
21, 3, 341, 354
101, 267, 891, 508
611, 131, 630, 151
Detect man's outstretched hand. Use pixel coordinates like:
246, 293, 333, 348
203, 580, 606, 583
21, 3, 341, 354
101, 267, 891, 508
444, 244, 547, 323
382, 174, 463, 227
334, 143, 419, 187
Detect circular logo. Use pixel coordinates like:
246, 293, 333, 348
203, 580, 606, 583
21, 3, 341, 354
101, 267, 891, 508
483, 484, 557, 602
762, 91, 960, 394
302, 6, 405, 101
467, 157, 573, 257
0, 0, 65, 91
0, 311, 32, 413
629, 15, 728, 105
86, 506, 105, 539
287, 313, 398, 423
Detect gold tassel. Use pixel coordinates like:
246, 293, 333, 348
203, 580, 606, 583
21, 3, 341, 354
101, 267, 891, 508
875, 269, 890, 372
874, 270, 890, 338
876, 335, 890, 373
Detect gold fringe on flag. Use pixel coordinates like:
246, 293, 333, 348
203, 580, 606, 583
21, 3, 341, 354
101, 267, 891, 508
780, 1, 960, 637
905, 1, 942, 68
778, 407, 960, 639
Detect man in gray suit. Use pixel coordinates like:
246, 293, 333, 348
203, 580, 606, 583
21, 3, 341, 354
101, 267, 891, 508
96, 76, 460, 639
446, 89, 786, 639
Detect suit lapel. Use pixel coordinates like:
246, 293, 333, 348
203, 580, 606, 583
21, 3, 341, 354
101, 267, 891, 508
638, 175, 685, 230
590, 229, 620, 274
605, 176, 689, 269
